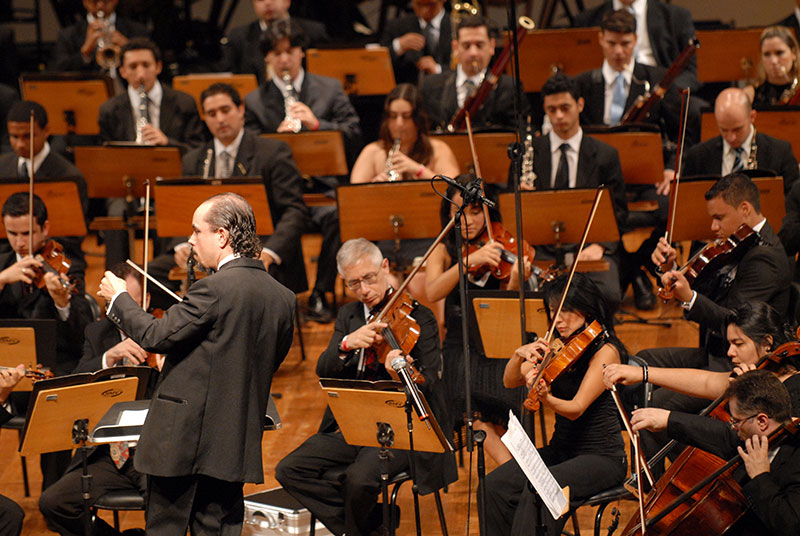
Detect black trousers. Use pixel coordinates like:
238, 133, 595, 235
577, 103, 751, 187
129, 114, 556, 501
482, 446, 626, 536
39, 447, 145, 536
275, 431, 410, 536
0, 495, 23, 536
309, 205, 340, 294
146, 474, 244, 536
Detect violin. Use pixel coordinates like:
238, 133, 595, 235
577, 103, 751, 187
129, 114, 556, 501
658, 224, 759, 302
28, 239, 78, 295
523, 319, 605, 412
0, 364, 54, 381
367, 288, 426, 385
465, 221, 536, 281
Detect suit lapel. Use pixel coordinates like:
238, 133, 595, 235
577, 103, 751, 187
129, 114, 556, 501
713, 137, 725, 175
438, 16, 452, 67
443, 72, 458, 119
120, 97, 136, 141
233, 132, 256, 177
159, 88, 174, 136
626, 64, 647, 110
576, 136, 597, 188
534, 137, 552, 190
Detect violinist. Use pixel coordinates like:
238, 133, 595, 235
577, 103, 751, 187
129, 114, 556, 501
631, 370, 800, 536
276, 238, 456, 536
605, 302, 800, 413
425, 173, 531, 465
482, 273, 627, 535
39, 262, 154, 536
744, 26, 799, 107
0, 365, 26, 536
420, 15, 529, 131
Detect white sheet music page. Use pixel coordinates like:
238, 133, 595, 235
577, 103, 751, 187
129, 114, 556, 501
118, 409, 148, 426
501, 410, 568, 519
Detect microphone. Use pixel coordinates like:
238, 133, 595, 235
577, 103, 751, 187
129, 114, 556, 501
391, 356, 430, 422
436, 175, 496, 209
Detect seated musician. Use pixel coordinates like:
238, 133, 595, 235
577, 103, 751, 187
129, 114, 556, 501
482, 273, 628, 535
0, 365, 26, 536
643, 173, 791, 470
425, 174, 530, 465
379, 0, 451, 85
39, 262, 154, 536
49, 0, 149, 72
0, 101, 89, 281
676, 87, 799, 194
522, 73, 628, 310
604, 302, 800, 412
221, 0, 329, 86
152, 83, 309, 296
244, 20, 362, 320
744, 26, 799, 107
420, 14, 529, 131
276, 238, 457, 536
573, 0, 699, 91
630, 369, 800, 535
0, 192, 93, 490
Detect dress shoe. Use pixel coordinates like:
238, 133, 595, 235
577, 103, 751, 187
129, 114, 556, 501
305, 290, 334, 323
632, 269, 656, 311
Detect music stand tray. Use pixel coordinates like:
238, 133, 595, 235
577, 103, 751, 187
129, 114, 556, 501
469, 290, 548, 359
431, 131, 516, 184
306, 47, 396, 96
261, 131, 348, 177
73, 145, 183, 198
0, 180, 87, 237
585, 127, 664, 185
319, 378, 452, 454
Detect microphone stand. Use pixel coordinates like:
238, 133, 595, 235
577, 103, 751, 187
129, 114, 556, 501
403, 398, 422, 536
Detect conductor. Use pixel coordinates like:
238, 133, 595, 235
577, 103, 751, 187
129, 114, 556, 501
98, 193, 296, 535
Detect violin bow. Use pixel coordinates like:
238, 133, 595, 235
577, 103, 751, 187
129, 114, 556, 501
126, 259, 182, 303
28, 111, 34, 258
464, 112, 495, 245
141, 180, 151, 311
662, 88, 691, 260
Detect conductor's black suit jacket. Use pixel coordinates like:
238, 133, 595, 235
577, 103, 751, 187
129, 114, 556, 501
108, 257, 296, 483
182, 131, 310, 293
315, 299, 458, 495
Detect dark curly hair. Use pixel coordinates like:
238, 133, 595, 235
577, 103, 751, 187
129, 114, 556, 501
203, 193, 261, 258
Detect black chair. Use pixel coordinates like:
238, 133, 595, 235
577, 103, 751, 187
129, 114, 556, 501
309, 470, 448, 535
92, 488, 146, 532
1, 414, 29, 497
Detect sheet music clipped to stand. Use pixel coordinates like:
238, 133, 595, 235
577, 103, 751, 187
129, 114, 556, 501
501, 411, 569, 520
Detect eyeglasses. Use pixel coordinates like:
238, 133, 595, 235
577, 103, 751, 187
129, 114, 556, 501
344, 271, 379, 290
729, 413, 759, 428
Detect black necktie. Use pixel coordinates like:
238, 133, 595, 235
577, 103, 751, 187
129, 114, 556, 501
18, 161, 28, 179
424, 23, 438, 58
554, 143, 570, 189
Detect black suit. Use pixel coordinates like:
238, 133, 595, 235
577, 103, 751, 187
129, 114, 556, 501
107, 257, 296, 535
98, 86, 205, 152
667, 411, 800, 535
39, 318, 147, 536
221, 18, 329, 86
574, 0, 698, 91
276, 299, 458, 536
182, 132, 309, 293
49, 17, 149, 72
0, 408, 23, 536
379, 12, 452, 85
683, 132, 800, 194
420, 70, 530, 130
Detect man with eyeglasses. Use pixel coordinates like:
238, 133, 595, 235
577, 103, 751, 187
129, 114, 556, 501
276, 238, 457, 536
630, 369, 800, 534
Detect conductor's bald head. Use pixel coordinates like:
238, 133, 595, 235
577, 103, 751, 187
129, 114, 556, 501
714, 87, 756, 149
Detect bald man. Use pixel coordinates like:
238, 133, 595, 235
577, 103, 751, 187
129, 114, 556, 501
681, 87, 798, 194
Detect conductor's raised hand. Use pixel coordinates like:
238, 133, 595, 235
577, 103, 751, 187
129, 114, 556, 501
347, 321, 388, 349
98, 270, 128, 302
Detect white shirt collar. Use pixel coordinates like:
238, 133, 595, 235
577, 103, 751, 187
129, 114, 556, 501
259, 15, 289, 32
549, 127, 583, 156
753, 217, 767, 234
455, 64, 484, 89
722, 124, 754, 159
418, 8, 445, 31
612, 0, 644, 17
18, 141, 51, 176
87, 11, 116, 26
602, 58, 634, 86
272, 69, 305, 98
127, 79, 163, 109
214, 126, 245, 155
217, 253, 239, 270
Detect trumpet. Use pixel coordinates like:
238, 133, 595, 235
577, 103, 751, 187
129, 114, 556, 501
95, 10, 120, 69
135, 86, 150, 144
386, 138, 401, 182
282, 71, 302, 133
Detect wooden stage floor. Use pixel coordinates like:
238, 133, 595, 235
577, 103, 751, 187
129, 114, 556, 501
1, 233, 698, 535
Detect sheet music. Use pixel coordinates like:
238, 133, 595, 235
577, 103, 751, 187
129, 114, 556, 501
501, 411, 568, 520
118, 409, 148, 426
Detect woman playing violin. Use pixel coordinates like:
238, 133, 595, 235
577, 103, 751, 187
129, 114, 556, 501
482, 273, 627, 535
425, 174, 531, 465
604, 302, 800, 413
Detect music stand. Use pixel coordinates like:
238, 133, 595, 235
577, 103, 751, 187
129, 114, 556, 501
430, 131, 517, 184
306, 47, 396, 96
319, 378, 451, 536
74, 146, 183, 199
19, 73, 114, 136
172, 73, 258, 118
511, 28, 604, 91
670, 176, 785, 242
154, 177, 274, 237
261, 131, 348, 178
468, 290, 548, 359
0, 179, 87, 237
695, 28, 763, 83
701, 109, 800, 164
584, 127, 664, 186
0, 320, 57, 391
337, 181, 444, 242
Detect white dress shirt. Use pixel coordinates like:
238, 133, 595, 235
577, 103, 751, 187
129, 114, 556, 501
613, 0, 656, 67
17, 141, 51, 177
127, 80, 162, 131
548, 128, 583, 189
602, 59, 635, 125
455, 65, 484, 108
722, 125, 754, 176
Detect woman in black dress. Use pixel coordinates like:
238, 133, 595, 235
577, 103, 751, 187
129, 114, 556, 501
746, 26, 799, 106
